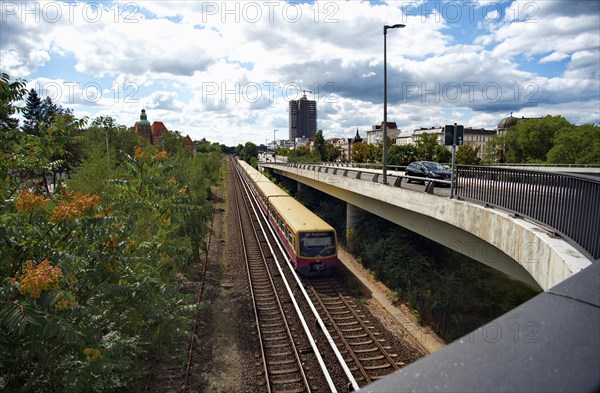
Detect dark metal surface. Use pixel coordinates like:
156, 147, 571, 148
359, 262, 600, 393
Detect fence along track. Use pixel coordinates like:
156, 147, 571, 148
234, 164, 313, 393
308, 279, 403, 386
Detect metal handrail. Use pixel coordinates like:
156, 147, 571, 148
455, 165, 600, 261
263, 162, 599, 261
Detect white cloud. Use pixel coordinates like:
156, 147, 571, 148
1, 0, 598, 145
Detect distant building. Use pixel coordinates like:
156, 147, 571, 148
327, 129, 363, 162
132, 109, 196, 153
366, 122, 399, 145
497, 113, 530, 135
289, 93, 317, 141
398, 126, 495, 159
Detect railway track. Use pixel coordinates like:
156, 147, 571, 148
233, 158, 420, 391
234, 163, 330, 392
307, 279, 404, 385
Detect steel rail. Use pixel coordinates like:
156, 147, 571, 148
236, 158, 359, 392
235, 162, 312, 392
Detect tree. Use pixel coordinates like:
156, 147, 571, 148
547, 124, 600, 164
0, 73, 26, 130
456, 144, 481, 165
22, 89, 44, 135
388, 144, 418, 166
416, 132, 440, 161
238, 141, 258, 166
325, 143, 342, 162
313, 130, 326, 161
351, 142, 369, 163
434, 145, 452, 163
504, 115, 573, 163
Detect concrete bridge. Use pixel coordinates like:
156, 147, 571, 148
260, 161, 599, 392
261, 162, 595, 290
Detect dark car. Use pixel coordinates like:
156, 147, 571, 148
405, 161, 452, 184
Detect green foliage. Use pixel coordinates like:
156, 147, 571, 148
351, 142, 380, 163
237, 142, 258, 167
415, 132, 440, 161
504, 115, 573, 163
0, 73, 27, 130
276, 147, 291, 157
456, 144, 481, 165
313, 130, 326, 161
288, 146, 317, 163
324, 143, 342, 162
0, 74, 221, 392
547, 124, 600, 164
388, 144, 418, 166
346, 210, 540, 341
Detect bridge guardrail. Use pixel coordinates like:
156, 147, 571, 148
456, 165, 600, 262
263, 162, 599, 262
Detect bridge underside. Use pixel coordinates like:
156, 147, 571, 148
265, 164, 592, 291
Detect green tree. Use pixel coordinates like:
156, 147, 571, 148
504, 115, 573, 162
238, 141, 258, 166
22, 89, 44, 135
351, 142, 369, 163
456, 144, 481, 165
0, 73, 25, 130
325, 143, 342, 162
313, 130, 326, 161
416, 132, 440, 161
387, 144, 418, 166
433, 145, 452, 163
547, 124, 600, 164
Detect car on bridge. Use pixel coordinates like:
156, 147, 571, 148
405, 161, 452, 185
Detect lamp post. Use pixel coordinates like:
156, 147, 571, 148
273, 129, 278, 163
383, 23, 405, 185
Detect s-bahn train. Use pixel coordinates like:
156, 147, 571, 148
237, 159, 338, 276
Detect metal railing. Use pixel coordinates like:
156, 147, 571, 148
263, 162, 599, 261
456, 165, 600, 261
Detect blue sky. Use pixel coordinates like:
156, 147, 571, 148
1, 0, 599, 146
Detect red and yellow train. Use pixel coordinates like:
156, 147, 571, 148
237, 159, 338, 276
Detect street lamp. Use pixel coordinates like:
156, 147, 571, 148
273, 129, 278, 163
383, 23, 405, 185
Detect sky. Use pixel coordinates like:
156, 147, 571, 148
1, 0, 599, 146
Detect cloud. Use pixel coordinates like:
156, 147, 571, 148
1, 0, 597, 146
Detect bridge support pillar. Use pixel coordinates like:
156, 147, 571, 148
346, 203, 361, 249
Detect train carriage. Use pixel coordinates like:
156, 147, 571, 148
237, 159, 338, 276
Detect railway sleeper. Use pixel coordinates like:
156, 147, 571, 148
348, 340, 374, 346
270, 351, 293, 357
273, 388, 305, 393
336, 321, 360, 327
345, 333, 368, 339
265, 343, 292, 349
269, 367, 300, 375
269, 359, 296, 366
263, 335, 289, 341
341, 327, 363, 332
262, 322, 285, 328
363, 363, 392, 370
271, 377, 302, 385
358, 355, 385, 362
332, 315, 355, 321
352, 347, 379, 353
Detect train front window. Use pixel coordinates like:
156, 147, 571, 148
299, 231, 336, 257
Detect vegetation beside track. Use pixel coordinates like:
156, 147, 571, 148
0, 75, 222, 391
273, 174, 540, 342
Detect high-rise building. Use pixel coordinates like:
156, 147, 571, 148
289, 93, 317, 141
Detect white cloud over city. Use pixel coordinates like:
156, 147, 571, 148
1, 0, 598, 146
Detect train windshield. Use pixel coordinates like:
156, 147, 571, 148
299, 231, 336, 258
